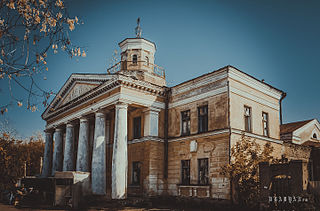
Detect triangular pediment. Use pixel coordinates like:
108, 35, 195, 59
42, 73, 112, 120
59, 82, 97, 106
292, 119, 320, 144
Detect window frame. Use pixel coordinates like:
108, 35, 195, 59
198, 158, 209, 185
244, 106, 252, 132
133, 116, 141, 139
262, 112, 269, 137
181, 110, 191, 136
198, 105, 208, 133
181, 160, 190, 185
131, 161, 141, 185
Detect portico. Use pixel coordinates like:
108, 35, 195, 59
41, 36, 166, 199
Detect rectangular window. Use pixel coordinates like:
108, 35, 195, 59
198, 158, 209, 185
198, 105, 208, 133
262, 112, 269, 137
181, 110, 190, 136
244, 106, 252, 132
181, 160, 190, 185
132, 161, 141, 185
133, 116, 141, 139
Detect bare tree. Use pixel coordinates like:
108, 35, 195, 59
0, 0, 85, 114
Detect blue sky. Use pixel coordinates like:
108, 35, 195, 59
0, 0, 319, 138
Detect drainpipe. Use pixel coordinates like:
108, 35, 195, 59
164, 87, 171, 179
280, 92, 287, 125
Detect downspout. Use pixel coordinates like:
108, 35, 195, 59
279, 92, 287, 125
227, 74, 233, 202
164, 87, 171, 179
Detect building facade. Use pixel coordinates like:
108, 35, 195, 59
41, 34, 319, 201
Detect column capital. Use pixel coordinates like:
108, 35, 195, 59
80, 116, 89, 123
54, 127, 64, 132
66, 122, 75, 128
115, 102, 128, 110
143, 107, 161, 113
95, 111, 106, 118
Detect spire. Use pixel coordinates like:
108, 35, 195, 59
135, 17, 142, 38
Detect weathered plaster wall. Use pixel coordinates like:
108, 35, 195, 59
167, 133, 230, 199
168, 93, 228, 138
229, 78, 280, 139
230, 133, 283, 159
282, 142, 311, 162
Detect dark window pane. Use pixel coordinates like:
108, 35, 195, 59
198, 105, 208, 133
244, 106, 252, 132
133, 54, 137, 64
198, 158, 209, 185
181, 160, 190, 185
133, 116, 141, 139
132, 162, 141, 185
181, 110, 190, 135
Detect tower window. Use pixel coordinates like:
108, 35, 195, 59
145, 56, 149, 66
262, 112, 269, 137
132, 54, 137, 65
244, 106, 252, 132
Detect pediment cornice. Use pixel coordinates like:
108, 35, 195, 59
42, 73, 166, 121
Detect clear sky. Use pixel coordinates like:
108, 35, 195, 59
0, 0, 319, 138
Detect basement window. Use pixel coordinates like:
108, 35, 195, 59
262, 112, 269, 137
181, 160, 190, 185
244, 106, 252, 132
181, 110, 190, 136
198, 105, 208, 133
133, 116, 141, 139
132, 54, 138, 65
198, 158, 209, 185
132, 161, 141, 185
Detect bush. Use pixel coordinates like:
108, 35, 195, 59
0, 133, 44, 192
220, 134, 275, 207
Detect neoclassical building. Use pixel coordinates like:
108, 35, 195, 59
41, 32, 320, 201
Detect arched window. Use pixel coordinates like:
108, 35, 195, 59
145, 56, 149, 66
313, 133, 317, 139
132, 54, 137, 65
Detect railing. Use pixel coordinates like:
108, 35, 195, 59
106, 60, 165, 78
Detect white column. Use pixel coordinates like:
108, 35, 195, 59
42, 130, 53, 177
76, 117, 90, 172
52, 128, 63, 175
92, 111, 106, 195
112, 103, 128, 199
144, 108, 160, 137
63, 123, 75, 171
